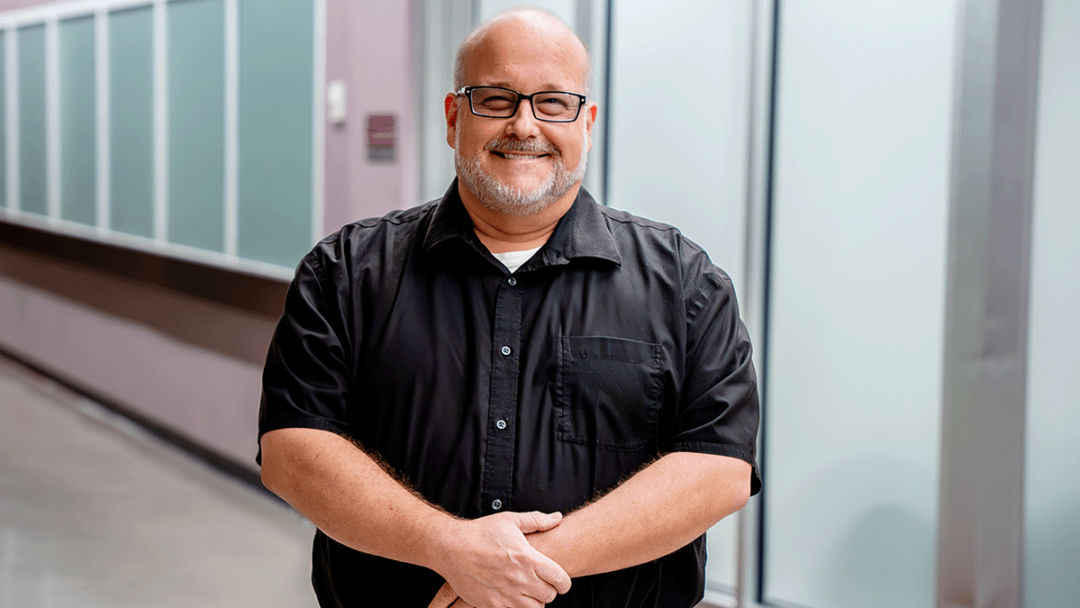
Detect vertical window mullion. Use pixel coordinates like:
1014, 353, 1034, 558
936, 0, 1042, 605
152, 0, 167, 244
95, 7, 110, 233
310, 0, 325, 245
4, 25, 17, 214
223, 0, 237, 257
45, 16, 59, 222
737, 0, 779, 606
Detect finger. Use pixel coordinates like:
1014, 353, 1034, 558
511, 511, 563, 534
532, 553, 572, 595
517, 581, 560, 608
540, 585, 559, 605
427, 582, 460, 608
511, 597, 544, 608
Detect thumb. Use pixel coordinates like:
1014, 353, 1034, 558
427, 582, 459, 608
510, 510, 563, 534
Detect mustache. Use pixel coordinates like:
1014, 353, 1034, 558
484, 139, 557, 154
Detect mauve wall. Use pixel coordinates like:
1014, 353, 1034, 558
325, 0, 420, 233
0, 0, 419, 472
0, 0, 47, 10
0, 243, 276, 465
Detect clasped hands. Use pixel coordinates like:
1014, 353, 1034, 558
426, 510, 571, 608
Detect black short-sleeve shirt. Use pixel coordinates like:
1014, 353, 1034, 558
258, 182, 761, 608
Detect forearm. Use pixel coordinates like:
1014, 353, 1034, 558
528, 451, 752, 577
259, 427, 452, 569
261, 427, 572, 608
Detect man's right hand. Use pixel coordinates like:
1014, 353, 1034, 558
427, 511, 571, 608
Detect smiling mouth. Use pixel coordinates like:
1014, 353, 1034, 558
492, 151, 548, 160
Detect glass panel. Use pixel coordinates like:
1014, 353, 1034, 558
607, 0, 751, 294
59, 16, 96, 227
168, 0, 225, 252
418, 0, 464, 204
606, 0, 755, 591
17, 24, 47, 216
761, 2, 956, 607
109, 6, 154, 238
237, 0, 313, 267
1024, 0, 1080, 606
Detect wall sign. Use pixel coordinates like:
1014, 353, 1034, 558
367, 114, 396, 161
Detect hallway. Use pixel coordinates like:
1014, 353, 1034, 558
0, 354, 316, 607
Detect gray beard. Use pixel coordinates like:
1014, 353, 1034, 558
455, 134, 588, 218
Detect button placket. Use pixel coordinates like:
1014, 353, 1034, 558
481, 279, 522, 515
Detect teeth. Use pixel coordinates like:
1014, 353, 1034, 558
495, 152, 543, 159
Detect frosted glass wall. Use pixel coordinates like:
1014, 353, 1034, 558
109, 6, 154, 238
237, 0, 315, 267
1, 0, 318, 274
17, 24, 46, 216
607, 0, 753, 304
1024, 0, 1080, 606
59, 16, 97, 227
762, 2, 956, 606
606, 0, 755, 592
168, 0, 225, 252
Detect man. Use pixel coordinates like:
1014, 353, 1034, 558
258, 9, 760, 608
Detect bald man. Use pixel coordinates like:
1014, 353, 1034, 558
258, 9, 760, 608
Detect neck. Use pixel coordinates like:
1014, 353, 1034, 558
458, 183, 579, 253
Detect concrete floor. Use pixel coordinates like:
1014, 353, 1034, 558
0, 355, 317, 607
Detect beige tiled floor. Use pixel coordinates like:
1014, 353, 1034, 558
0, 355, 317, 607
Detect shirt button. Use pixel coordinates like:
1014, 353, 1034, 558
500, 346, 511, 356
507, 277, 517, 286
495, 419, 507, 430
491, 499, 503, 510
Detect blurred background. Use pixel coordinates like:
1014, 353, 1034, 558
0, 0, 1075, 607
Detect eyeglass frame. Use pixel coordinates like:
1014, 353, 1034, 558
455, 86, 588, 123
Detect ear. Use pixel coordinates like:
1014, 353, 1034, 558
445, 93, 460, 149
584, 103, 597, 152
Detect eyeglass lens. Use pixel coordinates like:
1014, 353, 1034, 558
469, 87, 581, 121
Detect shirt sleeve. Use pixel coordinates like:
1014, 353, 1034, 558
666, 247, 762, 496
257, 249, 353, 463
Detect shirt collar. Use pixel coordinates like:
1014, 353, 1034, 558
422, 179, 622, 268
422, 179, 480, 253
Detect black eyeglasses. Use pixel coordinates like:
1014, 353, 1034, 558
456, 86, 587, 123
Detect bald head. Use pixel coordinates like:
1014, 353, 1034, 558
453, 9, 591, 96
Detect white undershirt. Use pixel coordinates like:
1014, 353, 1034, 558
491, 246, 542, 274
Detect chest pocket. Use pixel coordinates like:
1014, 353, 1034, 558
556, 336, 663, 451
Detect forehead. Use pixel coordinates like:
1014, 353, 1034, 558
461, 19, 588, 91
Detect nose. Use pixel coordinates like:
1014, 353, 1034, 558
504, 97, 542, 139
